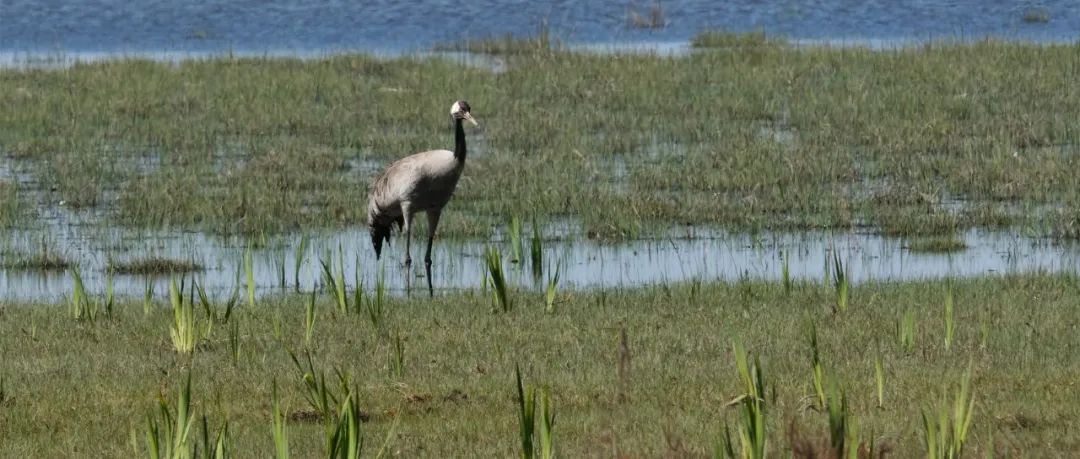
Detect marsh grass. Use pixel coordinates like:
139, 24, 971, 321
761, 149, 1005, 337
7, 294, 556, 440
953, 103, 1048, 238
68, 268, 96, 321
293, 235, 308, 292
304, 287, 316, 346
943, 284, 955, 351
271, 381, 289, 459
168, 277, 207, 354
108, 257, 203, 275
691, 29, 785, 48
781, 250, 791, 295
1022, 9, 1051, 23
485, 247, 511, 312
874, 354, 885, 409
327, 390, 364, 459
287, 348, 342, 420
515, 365, 556, 459
320, 253, 348, 314
824, 382, 856, 457
529, 217, 543, 280
364, 269, 388, 331
197, 416, 231, 459
433, 26, 558, 55
832, 252, 849, 313
544, 264, 560, 313
244, 246, 255, 308
722, 342, 767, 459
899, 308, 916, 352
1, 247, 70, 271
2, 40, 1079, 238
0, 180, 20, 226
921, 365, 975, 459
509, 215, 524, 264
808, 324, 827, 410
196, 279, 238, 325
3, 275, 1080, 456
390, 330, 405, 380
143, 278, 155, 316
626, 0, 666, 29
145, 371, 195, 459
909, 236, 968, 254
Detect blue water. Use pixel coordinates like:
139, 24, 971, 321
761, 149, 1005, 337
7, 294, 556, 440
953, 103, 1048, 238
2, 0, 1078, 55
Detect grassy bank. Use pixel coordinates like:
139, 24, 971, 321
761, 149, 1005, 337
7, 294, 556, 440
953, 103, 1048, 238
1, 274, 1078, 456
1, 38, 1079, 238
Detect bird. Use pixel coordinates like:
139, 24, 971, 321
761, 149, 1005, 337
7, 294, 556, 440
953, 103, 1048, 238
367, 100, 478, 290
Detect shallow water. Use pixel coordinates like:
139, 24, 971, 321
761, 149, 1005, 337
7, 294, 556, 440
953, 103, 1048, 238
1, 0, 1078, 60
2, 224, 1077, 303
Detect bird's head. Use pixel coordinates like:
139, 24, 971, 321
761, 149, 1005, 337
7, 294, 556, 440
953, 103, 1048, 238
450, 100, 478, 126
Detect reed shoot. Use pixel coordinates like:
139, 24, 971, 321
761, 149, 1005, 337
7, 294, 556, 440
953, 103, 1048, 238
485, 247, 511, 312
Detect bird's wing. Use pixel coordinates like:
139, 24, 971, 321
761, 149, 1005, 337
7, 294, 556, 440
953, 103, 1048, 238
368, 153, 426, 208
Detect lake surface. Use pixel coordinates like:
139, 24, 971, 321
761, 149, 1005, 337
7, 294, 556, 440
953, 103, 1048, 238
2, 0, 1079, 59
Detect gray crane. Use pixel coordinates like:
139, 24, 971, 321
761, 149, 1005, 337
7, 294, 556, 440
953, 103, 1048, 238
367, 100, 478, 292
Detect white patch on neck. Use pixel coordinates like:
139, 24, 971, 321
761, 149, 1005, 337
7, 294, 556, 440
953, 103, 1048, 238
449, 101, 461, 116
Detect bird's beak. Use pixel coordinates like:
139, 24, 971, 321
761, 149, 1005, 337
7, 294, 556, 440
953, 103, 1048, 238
463, 112, 478, 126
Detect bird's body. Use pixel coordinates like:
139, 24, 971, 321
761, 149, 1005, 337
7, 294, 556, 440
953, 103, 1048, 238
367, 148, 464, 223
367, 100, 477, 290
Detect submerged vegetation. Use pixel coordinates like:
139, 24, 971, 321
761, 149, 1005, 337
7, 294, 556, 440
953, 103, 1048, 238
108, 257, 204, 275
0, 274, 1078, 455
1, 252, 70, 271
0, 35, 1078, 238
691, 29, 786, 48
1, 246, 71, 271
908, 235, 969, 253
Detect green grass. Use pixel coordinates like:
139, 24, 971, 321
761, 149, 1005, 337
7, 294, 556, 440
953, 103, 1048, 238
108, 257, 204, 275
1, 39, 1080, 239
2, 274, 1080, 456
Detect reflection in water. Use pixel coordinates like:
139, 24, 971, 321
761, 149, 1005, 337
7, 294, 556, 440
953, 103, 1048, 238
1, 226, 1077, 302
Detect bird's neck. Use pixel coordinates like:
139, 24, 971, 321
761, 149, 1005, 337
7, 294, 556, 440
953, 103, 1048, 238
453, 118, 467, 162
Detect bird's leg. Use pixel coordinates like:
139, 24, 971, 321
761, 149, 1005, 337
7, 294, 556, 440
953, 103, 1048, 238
424, 210, 441, 269
401, 202, 414, 269
424, 210, 442, 297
